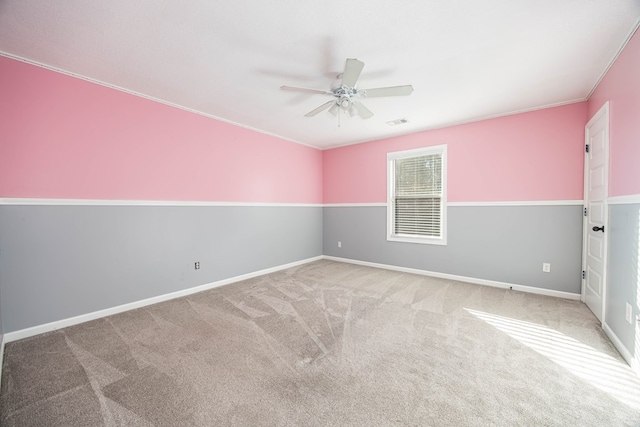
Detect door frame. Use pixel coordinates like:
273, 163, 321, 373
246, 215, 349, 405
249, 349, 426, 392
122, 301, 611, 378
581, 101, 610, 323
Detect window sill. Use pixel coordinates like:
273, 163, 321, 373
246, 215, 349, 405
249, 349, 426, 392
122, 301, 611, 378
387, 235, 447, 246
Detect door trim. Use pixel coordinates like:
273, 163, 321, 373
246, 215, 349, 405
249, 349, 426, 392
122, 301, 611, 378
581, 101, 610, 323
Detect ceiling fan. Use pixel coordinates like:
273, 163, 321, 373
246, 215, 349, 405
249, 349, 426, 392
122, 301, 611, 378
281, 58, 414, 120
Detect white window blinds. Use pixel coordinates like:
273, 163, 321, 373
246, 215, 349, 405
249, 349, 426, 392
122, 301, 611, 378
388, 145, 446, 244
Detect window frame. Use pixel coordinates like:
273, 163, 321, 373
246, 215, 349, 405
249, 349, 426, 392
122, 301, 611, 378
387, 144, 447, 245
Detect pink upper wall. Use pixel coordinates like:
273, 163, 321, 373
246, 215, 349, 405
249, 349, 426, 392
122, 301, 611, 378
588, 29, 640, 198
323, 103, 588, 203
0, 57, 323, 203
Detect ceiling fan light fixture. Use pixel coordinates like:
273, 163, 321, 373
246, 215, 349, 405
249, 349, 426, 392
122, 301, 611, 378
328, 103, 340, 117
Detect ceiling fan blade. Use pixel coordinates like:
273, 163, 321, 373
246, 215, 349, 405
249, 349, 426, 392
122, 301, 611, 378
361, 85, 414, 98
305, 101, 335, 117
281, 85, 332, 95
341, 58, 365, 88
353, 102, 374, 119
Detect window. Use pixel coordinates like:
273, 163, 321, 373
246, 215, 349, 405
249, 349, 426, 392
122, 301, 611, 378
387, 145, 447, 245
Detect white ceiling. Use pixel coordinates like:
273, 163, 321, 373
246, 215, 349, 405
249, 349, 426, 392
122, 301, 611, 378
1, 1, 639, 149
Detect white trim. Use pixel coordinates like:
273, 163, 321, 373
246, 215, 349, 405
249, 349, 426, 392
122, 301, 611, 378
0, 51, 602, 154
0, 335, 4, 387
586, 16, 640, 99
387, 144, 448, 246
582, 102, 610, 321
608, 194, 640, 205
321, 99, 586, 150
323, 203, 387, 207
0, 198, 588, 208
326, 201, 584, 207
387, 145, 446, 160
447, 200, 584, 207
0, 198, 322, 207
603, 321, 635, 369
323, 256, 581, 300
3, 256, 322, 343
0, 53, 322, 150
387, 235, 447, 246
0, 254, 585, 345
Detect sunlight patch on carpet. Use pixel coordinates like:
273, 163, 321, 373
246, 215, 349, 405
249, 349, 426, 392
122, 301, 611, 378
465, 308, 640, 409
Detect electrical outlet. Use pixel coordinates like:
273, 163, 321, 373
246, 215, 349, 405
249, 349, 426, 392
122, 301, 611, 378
542, 263, 551, 273
338, 241, 342, 248
626, 303, 633, 324
195, 261, 200, 270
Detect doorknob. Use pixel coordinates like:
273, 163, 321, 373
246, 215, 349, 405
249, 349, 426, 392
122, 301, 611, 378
592, 225, 605, 232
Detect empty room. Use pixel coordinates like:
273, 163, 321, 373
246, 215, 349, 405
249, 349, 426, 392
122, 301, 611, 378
1, 1, 640, 425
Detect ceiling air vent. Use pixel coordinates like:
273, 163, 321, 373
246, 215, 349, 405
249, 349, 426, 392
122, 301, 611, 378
386, 118, 408, 126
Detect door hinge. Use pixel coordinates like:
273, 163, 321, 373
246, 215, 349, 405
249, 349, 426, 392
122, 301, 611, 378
584, 207, 587, 217
582, 270, 586, 279
586, 144, 590, 153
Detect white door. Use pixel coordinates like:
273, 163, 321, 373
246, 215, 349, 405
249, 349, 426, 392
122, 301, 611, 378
582, 102, 609, 322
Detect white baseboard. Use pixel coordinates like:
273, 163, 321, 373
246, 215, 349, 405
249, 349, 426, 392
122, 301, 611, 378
0, 197, 323, 207
322, 256, 582, 300
3, 256, 323, 343
1, 254, 582, 343
603, 321, 636, 370
0, 334, 4, 386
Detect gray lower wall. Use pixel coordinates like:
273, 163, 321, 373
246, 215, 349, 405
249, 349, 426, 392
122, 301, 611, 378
0, 281, 3, 345
0, 205, 322, 333
0, 203, 611, 337
606, 203, 640, 353
323, 205, 583, 293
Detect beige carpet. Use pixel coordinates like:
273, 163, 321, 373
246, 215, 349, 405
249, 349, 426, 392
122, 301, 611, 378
2, 259, 640, 426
